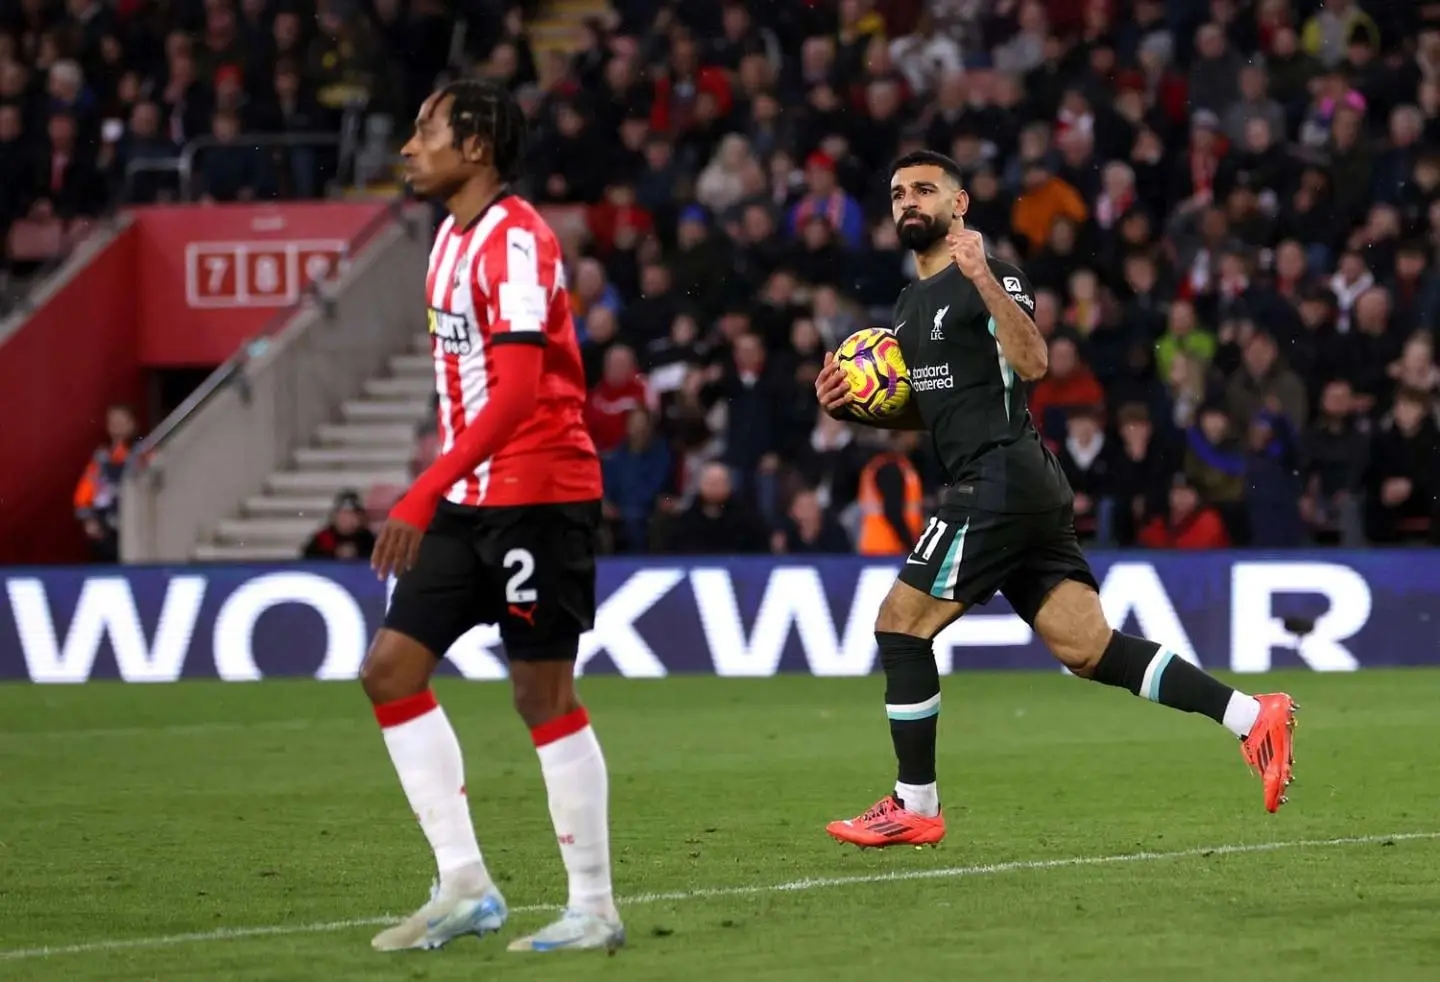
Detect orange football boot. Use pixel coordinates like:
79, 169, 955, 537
1240, 693, 1298, 813
826, 794, 946, 848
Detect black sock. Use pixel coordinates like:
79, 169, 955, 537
877, 631, 940, 787
1091, 631, 1234, 723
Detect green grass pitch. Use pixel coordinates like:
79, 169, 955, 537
3, 670, 1439, 981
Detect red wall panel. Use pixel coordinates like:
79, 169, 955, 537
133, 202, 388, 365
0, 228, 143, 564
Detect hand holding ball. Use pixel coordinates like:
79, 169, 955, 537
833, 328, 912, 422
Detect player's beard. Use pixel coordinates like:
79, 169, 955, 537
896, 210, 949, 252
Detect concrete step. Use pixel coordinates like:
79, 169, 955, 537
388, 352, 433, 376
341, 398, 429, 423
194, 542, 305, 563
364, 376, 434, 399
243, 494, 337, 519
267, 469, 409, 496
214, 517, 321, 545
316, 422, 417, 447
295, 445, 410, 469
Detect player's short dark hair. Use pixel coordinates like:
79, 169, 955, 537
890, 150, 964, 187
432, 78, 526, 182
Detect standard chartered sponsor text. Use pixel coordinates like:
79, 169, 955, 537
911, 363, 954, 391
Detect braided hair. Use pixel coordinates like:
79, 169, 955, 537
432, 78, 526, 182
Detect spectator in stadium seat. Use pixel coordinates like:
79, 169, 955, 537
1244, 404, 1305, 548
650, 32, 733, 137
787, 150, 864, 250
1390, 331, 1440, 400
772, 486, 851, 555
1137, 479, 1232, 550
695, 133, 752, 214
1338, 287, 1402, 414
1226, 330, 1309, 432
195, 108, 272, 201
306, 4, 387, 112
588, 181, 654, 260
586, 344, 651, 455
1011, 159, 1088, 255
1373, 106, 1425, 208
1183, 403, 1249, 542
1288, 285, 1345, 392
1300, 378, 1369, 545
790, 212, 851, 289
1108, 402, 1175, 546
251, 60, 324, 199
1054, 407, 1116, 541
888, 9, 962, 95
1223, 64, 1287, 147
602, 408, 672, 553
1301, 0, 1379, 68
661, 460, 768, 555
719, 331, 785, 514
111, 101, 181, 203
1389, 240, 1440, 336
158, 42, 212, 145
624, 260, 684, 344
1365, 387, 1440, 543
1028, 335, 1105, 439
669, 205, 736, 316
537, 100, 606, 203
1025, 213, 1084, 296
302, 490, 376, 561
1326, 106, 1375, 235
1154, 300, 1217, 384
73, 403, 136, 564
34, 112, 105, 218
0, 103, 28, 226
570, 258, 623, 346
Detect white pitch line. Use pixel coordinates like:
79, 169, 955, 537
2, 831, 1435, 962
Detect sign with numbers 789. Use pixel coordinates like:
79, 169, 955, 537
184, 239, 348, 308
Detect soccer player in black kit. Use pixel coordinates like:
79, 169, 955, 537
816, 151, 1297, 848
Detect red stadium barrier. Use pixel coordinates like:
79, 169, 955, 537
0, 227, 144, 564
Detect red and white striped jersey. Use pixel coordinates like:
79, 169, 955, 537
423, 194, 601, 507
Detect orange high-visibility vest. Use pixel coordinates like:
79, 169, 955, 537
856, 452, 924, 555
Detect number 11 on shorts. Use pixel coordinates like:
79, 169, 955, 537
910, 517, 948, 563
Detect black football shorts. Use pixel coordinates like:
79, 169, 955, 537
897, 502, 1098, 625
383, 499, 601, 660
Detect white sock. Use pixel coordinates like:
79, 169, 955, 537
895, 781, 940, 817
375, 690, 491, 893
533, 707, 617, 921
1222, 692, 1262, 739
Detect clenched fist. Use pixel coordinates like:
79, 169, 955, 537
946, 228, 991, 283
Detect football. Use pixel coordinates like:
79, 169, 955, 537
835, 327, 912, 421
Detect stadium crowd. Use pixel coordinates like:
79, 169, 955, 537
32, 0, 1440, 560
0, 0, 533, 292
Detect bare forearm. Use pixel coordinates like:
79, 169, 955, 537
976, 276, 1048, 380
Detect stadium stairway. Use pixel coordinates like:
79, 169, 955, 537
192, 333, 435, 562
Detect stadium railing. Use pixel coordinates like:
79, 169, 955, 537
4, 130, 375, 322
118, 199, 430, 563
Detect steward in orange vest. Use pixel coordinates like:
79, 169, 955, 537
856, 448, 924, 554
